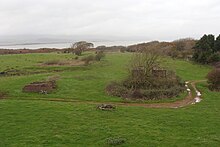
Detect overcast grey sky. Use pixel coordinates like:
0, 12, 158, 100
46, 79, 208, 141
0, 0, 220, 41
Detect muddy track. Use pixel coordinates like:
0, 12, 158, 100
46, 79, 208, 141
11, 80, 206, 109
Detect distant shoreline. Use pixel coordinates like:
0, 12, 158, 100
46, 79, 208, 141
0, 40, 146, 49
0, 42, 70, 47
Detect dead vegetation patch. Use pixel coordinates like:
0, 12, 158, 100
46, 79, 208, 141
212, 61, 220, 69
41, 59, 85, 67
0, 69, 27, 76
206, 68, 220, 91
0, 68, 51, 77
0, 91, 8, 99
23, 76, 59, 94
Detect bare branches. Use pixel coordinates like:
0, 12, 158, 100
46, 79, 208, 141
129, 49, 160, 77
70, 41, 94, 56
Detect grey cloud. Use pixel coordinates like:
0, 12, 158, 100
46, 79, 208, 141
0, 0, 220, 41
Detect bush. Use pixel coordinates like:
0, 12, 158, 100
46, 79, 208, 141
95, 51, 105, 61
73, 49, 83, 56
206, 68, 220, 91
106, 82, 128, 97
207, 53, 220, 63
81, 55, 95, 65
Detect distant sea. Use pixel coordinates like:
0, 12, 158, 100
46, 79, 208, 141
0, 40, 146, 49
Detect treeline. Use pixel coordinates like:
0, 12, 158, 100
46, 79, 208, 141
0, 48, 61, 55
193, 34, 220, 64
97, 39, 195, 59
96, 35, 220, 65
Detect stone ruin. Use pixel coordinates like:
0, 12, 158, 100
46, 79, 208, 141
23, 80, 56, 94
131, 66, 167, 78
152, 67, 167, 78
131, 66, 145, 78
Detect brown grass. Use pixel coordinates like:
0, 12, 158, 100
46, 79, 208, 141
0, 91, 7, 99
40, 60, 84, 66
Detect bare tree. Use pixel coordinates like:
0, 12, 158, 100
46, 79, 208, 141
129, 45, 161, 76
70, 41, 94, 56
127, 47, 161, 89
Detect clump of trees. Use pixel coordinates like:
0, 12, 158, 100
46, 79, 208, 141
106, 49, 184, 100
70, 41, 94, 56
193, 34, 220, 64
206, 68, 220, 91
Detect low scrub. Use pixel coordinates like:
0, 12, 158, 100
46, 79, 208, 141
81, 52, 105, 65
206, 68, 220, 91
43, 60, 66, 65
95, 51, 105, 61
106, 79, 184, 100
81, 55, 95, 65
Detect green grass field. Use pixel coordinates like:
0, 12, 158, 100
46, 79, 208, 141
0, 52, 219, 146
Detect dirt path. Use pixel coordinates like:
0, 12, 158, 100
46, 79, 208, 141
14, 80, 206, 109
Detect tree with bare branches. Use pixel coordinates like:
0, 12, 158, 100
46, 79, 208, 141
70, 41, 94, 56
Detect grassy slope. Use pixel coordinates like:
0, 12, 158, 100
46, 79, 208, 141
0, 52, 219, 146
0, 53, 211, 102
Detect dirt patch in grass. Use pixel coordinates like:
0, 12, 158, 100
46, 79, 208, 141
23, 76, 58, 94
0, 91, 8, 99
0, 68, 51, 77
23, 81, 56, 93
40, 59, 84, 67
0, 69, 28, 76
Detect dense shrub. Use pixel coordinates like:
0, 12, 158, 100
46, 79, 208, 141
207, 53, 220, 63
193, 34, 220, 64
213, 61, 220, 68
106, 81, 184, 100
206, 68, 220, 91
106, 75, 184, 100
106, 82, 128, 97
95, 51, 105, 61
